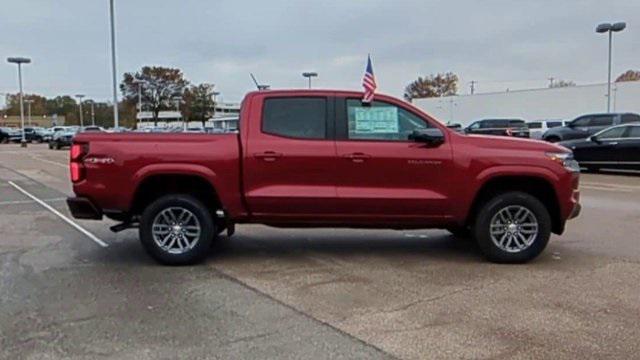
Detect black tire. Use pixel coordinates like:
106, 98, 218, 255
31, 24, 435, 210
446, 226, 471, 238
473, 191, 551, 263
139, 194, 215, 265
54, 142, 60, 150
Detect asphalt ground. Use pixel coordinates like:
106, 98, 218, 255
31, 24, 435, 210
1, 143, 639, 359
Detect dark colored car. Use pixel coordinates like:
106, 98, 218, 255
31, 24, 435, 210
0, 127, 22, 143
67, 89, 580, 265
559, 123, 640, 171
542, 113, 640, 142
464, 119, 530, 138
49, 129, 77, 149
23, 127, 47, 142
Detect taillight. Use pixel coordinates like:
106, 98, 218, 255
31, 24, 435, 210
70, 143, 88, 182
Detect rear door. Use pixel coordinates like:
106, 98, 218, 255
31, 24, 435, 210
243, 94, 338, 218
332, 97, 453, 222
615, 125, 640, 169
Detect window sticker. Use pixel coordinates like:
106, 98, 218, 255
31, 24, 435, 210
353, 107, 399, 134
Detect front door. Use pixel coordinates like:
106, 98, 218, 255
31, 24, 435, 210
243, 94, 338, 218
333, 97, 454, 223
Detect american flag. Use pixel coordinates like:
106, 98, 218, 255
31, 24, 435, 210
362, 55, 377, 103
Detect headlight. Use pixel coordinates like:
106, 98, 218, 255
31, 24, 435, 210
546, 152, 580, 173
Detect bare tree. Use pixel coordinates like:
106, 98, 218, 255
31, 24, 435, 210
616, 70, 640, 82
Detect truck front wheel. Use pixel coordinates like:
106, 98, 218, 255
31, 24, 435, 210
139, 194, 215, 265
473, 192, 551, 263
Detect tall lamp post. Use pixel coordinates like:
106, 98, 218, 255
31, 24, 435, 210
87, 100, 96, 126
25, 99, 34, 126
75, 94, 85, 127
109, 0, 120, 128
302, 72, 318, 89
7, 57, 31, 147
132, 79, 147, 128
596, 22, 626, 113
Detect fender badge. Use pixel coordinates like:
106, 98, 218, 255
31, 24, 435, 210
84, 157, 115, 165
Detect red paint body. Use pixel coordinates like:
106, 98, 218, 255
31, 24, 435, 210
71, 90, 580, 231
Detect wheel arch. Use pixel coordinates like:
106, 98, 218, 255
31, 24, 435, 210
466, 174, 563, 234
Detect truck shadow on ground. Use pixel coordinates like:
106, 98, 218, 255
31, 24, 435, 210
97, 229, 483, 265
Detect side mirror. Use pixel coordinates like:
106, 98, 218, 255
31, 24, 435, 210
409, 128, 445, 146
589, 135, 601, 143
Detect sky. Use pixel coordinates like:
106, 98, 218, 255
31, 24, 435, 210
1, 0, 639, 104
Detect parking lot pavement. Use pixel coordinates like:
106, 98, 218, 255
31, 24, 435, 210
1, 144, 640, 359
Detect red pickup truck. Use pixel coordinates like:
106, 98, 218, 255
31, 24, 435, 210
67, 90, 581, 265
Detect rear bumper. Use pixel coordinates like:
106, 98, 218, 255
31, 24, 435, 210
66, 197, 103, 220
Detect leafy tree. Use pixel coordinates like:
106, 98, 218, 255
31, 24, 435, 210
403, 73, 458, 101
120, 66, 190, 124
616, 70, 640, 82
549, 80, 576, 88
5, 93, 48, 116
183, 83, 216, 125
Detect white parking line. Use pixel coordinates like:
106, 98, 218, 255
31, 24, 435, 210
28, 155, 68, 169
0, 197, 66, 206
8, 181, 108, 248
581, 185, 632, 193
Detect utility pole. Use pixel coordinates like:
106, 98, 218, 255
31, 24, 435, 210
25, 99, 34, 126
469, 81, 476, 95
109, 0, 120, 128
75, 94, 85, 127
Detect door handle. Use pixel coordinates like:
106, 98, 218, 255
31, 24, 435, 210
254, 151, 282, 162
342, 152, 371, 163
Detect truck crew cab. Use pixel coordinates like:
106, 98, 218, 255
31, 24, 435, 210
67, 90, 581, 265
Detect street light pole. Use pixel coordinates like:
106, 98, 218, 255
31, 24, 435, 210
89, 101, 96, 126
302, 72, 318, 89
596, 22, 626, 113
25, 99, 33, 126
76, 94, 85, 127
109, 0, 120, 128
7, 57, 31, 148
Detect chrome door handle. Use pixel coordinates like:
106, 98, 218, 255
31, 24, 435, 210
342, 153, 371, 163
254, 151, 282, 162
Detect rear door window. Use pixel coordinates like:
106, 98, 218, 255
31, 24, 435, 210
591, 115, 615, 127
547, 121, 562, 128
508, 120, 526, 128
262, 97, 327, 139
528, 122, 542, 129
621, 114, 640, 124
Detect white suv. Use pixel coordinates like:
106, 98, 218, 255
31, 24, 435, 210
527, 120, 565, 139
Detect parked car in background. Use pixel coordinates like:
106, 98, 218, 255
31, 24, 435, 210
49, 128, 78, 149
81, 126, 105, 132
559, 123, 640, 171
527, 120, 564, 139
446, 123, 464, 133
1, 127, 22, 143
542, 113, 640, 142
464, 119, 530, 138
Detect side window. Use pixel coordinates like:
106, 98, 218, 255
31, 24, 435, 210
547, 121, 562, 128
528, 122, 542, 129
627, 126, 640, 138
509, 120, 525, 128
598, 126, 626, 139
262, 97, 327, 139
571, 117, 591, 127
346, 99, 431, 141
468, 122, 480, 130
621, 114, 640, 124
591, 115, 614, 127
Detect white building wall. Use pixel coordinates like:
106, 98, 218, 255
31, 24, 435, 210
413, 81, 640, 126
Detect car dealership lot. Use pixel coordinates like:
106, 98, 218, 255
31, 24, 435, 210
1, 144, 639, 359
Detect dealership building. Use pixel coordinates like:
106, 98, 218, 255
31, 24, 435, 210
414, 80, 640, 126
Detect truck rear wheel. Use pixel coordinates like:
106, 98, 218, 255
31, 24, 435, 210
139, 194, 215, 265
473, 191, 551, 263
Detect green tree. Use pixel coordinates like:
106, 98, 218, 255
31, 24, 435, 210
120, 66, 190, 124
183, 83, 216, 125
5, 93, 48, 116
403, 73, 458, 101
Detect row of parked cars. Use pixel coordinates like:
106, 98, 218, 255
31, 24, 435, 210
451, 112, 640, 171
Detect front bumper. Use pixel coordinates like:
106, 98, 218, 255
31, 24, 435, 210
66, 197, 102, 220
